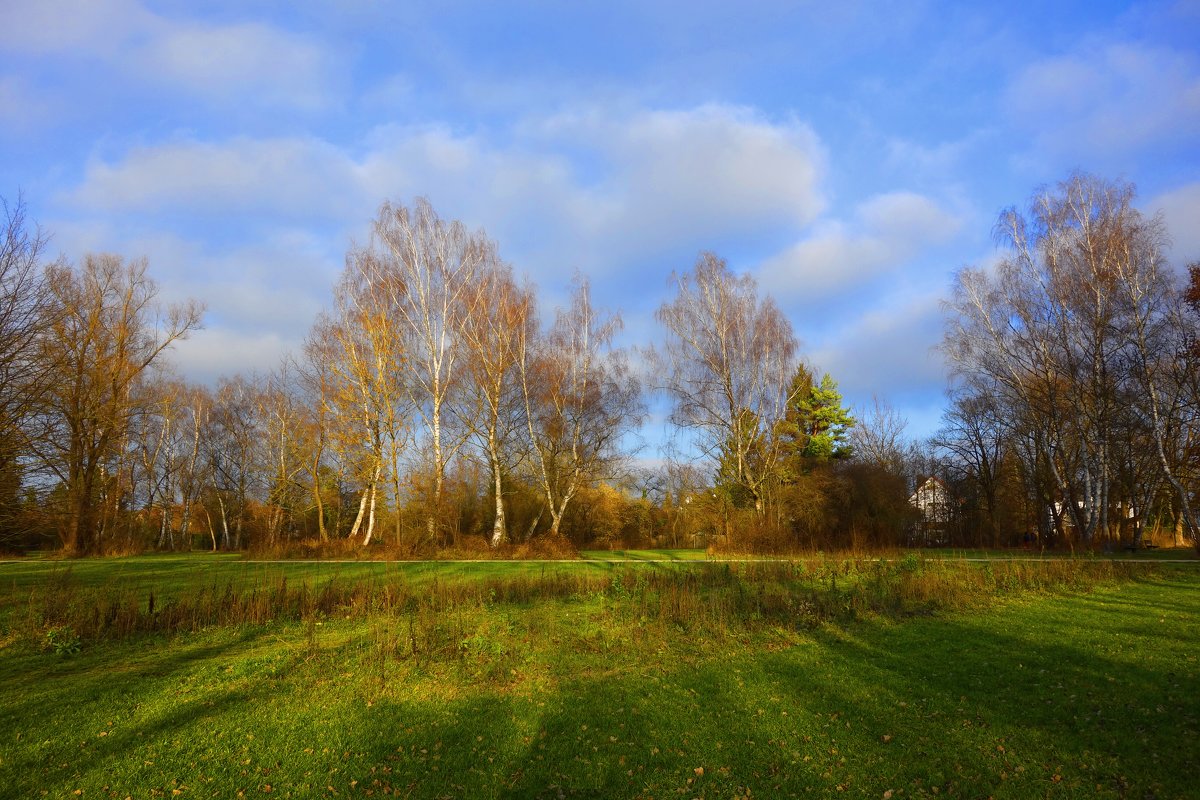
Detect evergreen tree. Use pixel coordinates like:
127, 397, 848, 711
778, 366, 855, 466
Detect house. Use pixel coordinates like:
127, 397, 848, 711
909, 476, 953, 545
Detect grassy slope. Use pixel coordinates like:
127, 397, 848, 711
0, 561, 1196, 799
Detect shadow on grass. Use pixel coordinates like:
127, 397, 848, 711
762, 583, 1199, 798
0, 625, 285, 796
4, 575, 1196, 799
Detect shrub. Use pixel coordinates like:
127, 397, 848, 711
44, 625, 81, 656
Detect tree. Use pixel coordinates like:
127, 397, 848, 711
205, 376, 261, 550
778, 365, 855, 462
370, 198, 486, 541
1120, 254, 1200, 544
311, 245, 410, 546
256, 365, 313, 546
0, 195, 54, 542
943, 173, 1190, 544
714, 407, 768, 509
850, 394, 908, 476
655, 252, 800, 514
129, 376, 181, 549
933, 388, 1006, 544
520, 277, 644, 540
458, 258, 535, 546
174, 385, 211, 550
32, 255, 202, 554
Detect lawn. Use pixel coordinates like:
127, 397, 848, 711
0, 555, 1196, 799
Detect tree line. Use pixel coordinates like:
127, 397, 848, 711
937, 173, 1199, 549
1, 173, 1197, 556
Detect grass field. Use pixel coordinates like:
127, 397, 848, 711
1, 553, 1196, 799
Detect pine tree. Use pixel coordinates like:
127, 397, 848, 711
778, 366, 855, 466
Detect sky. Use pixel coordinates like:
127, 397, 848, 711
2, 0, 1199, 450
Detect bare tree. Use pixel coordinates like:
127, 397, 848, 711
458, 258, 535, 546
850, 394, 909, 475
32, 255, 201, 554
1119, 247, 1200, 542
943, 173, 1189, 544
299, 337, 335, 543
520, 277, 644, 540
312, 243, 411, 546
655, 252, 799, 513
129, 376, 185, 549
933, 388, 1006, 540
174, 385, 211, 550
371, 199, 485, 540
0, 195, 55, 539
256, 365, 311, 546
206, 375, 262, 550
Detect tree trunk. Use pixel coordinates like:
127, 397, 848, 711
217, 493, 230, 550
313, 455, 327, 543
204, 503, 217, 552
363, 480, 378, 546
488, 429, 507, 546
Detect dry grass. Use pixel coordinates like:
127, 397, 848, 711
10, 555, 1140, 656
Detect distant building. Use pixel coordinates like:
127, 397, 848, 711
909, 477, 953, 545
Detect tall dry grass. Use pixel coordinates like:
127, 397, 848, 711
11, 556, 1145, 656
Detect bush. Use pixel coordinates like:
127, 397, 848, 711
44, 625, 81, 656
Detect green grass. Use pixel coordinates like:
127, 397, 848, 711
0, 556, 1196, 799
922, 546, 1199, 561
579, 548, 711, 561
0, 554, 617, 602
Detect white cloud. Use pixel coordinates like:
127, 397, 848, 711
170, 328, 297, 385
1005, 42, 1200, 158
758, 191, 962, 302
0, 0, 151, 56
67, 137, 360, 220
602, 106, 826, 238
54, 102, 832, 382
0, 0, 339, 112
809, 291, 947, 403
43, 220, 335, 384
140, 22, 338, 111
63, 104, 828, 282
535, 105, 826, 257
1150, 180, 1200, 265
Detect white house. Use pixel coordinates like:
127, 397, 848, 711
909, 477, 953, 545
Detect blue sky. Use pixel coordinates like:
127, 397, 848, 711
2, 0, 1198, 447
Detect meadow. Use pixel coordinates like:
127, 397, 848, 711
0, 552, 1196, 799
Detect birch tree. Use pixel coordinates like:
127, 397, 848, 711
257, 366, 309, 545
458, 259, 534, 546
371, 199, 484, 540
520, 278, 644, 540
655, 252, 799, 513
206, 376, 260, 550
943, 174, 1186, 543
313, 244, 410, 546
1120, 244, 1199, 542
